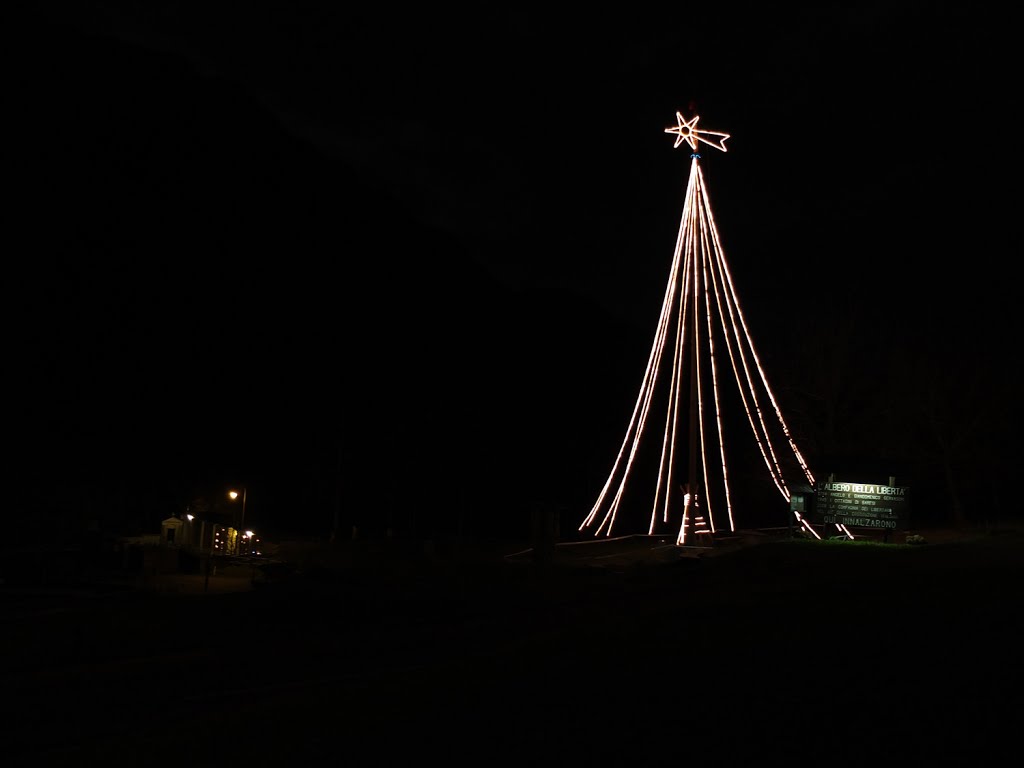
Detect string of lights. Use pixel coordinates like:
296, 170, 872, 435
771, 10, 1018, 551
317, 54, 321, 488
580, 111, 820, 544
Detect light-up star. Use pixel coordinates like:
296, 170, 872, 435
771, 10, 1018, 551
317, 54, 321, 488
664, 111, 730, 152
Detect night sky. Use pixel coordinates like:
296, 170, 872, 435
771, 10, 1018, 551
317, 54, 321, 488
9, 4, 1019, 541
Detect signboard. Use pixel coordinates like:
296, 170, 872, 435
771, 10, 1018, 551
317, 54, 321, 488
815, 480, 909, 529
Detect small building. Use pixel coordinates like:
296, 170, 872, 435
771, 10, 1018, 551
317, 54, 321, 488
161, 516, 185, 546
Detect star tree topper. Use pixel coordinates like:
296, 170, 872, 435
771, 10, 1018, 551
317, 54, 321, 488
664, 111, 730, 152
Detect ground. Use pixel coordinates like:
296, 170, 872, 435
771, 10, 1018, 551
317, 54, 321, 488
3, 525, 1021, 765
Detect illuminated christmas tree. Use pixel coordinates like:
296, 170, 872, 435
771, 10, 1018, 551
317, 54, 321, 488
580, 111, 823, 544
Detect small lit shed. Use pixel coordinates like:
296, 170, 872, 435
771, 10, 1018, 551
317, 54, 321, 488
160, 516, 184, 546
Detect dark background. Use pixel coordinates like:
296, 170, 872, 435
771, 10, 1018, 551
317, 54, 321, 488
8, 3, 1020, 543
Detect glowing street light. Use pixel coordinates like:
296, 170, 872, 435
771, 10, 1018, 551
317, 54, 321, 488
228, 488, 247, 531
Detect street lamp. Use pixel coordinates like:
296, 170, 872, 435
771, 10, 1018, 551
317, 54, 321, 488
228, 488, 247, 531
228, 488, 247, 555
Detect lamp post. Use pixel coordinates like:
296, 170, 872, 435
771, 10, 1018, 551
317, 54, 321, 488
228, 488, 247, 555
228, 488, 247, 530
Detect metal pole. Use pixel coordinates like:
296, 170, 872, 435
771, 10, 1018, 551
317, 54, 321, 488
686, 229, 701, 545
